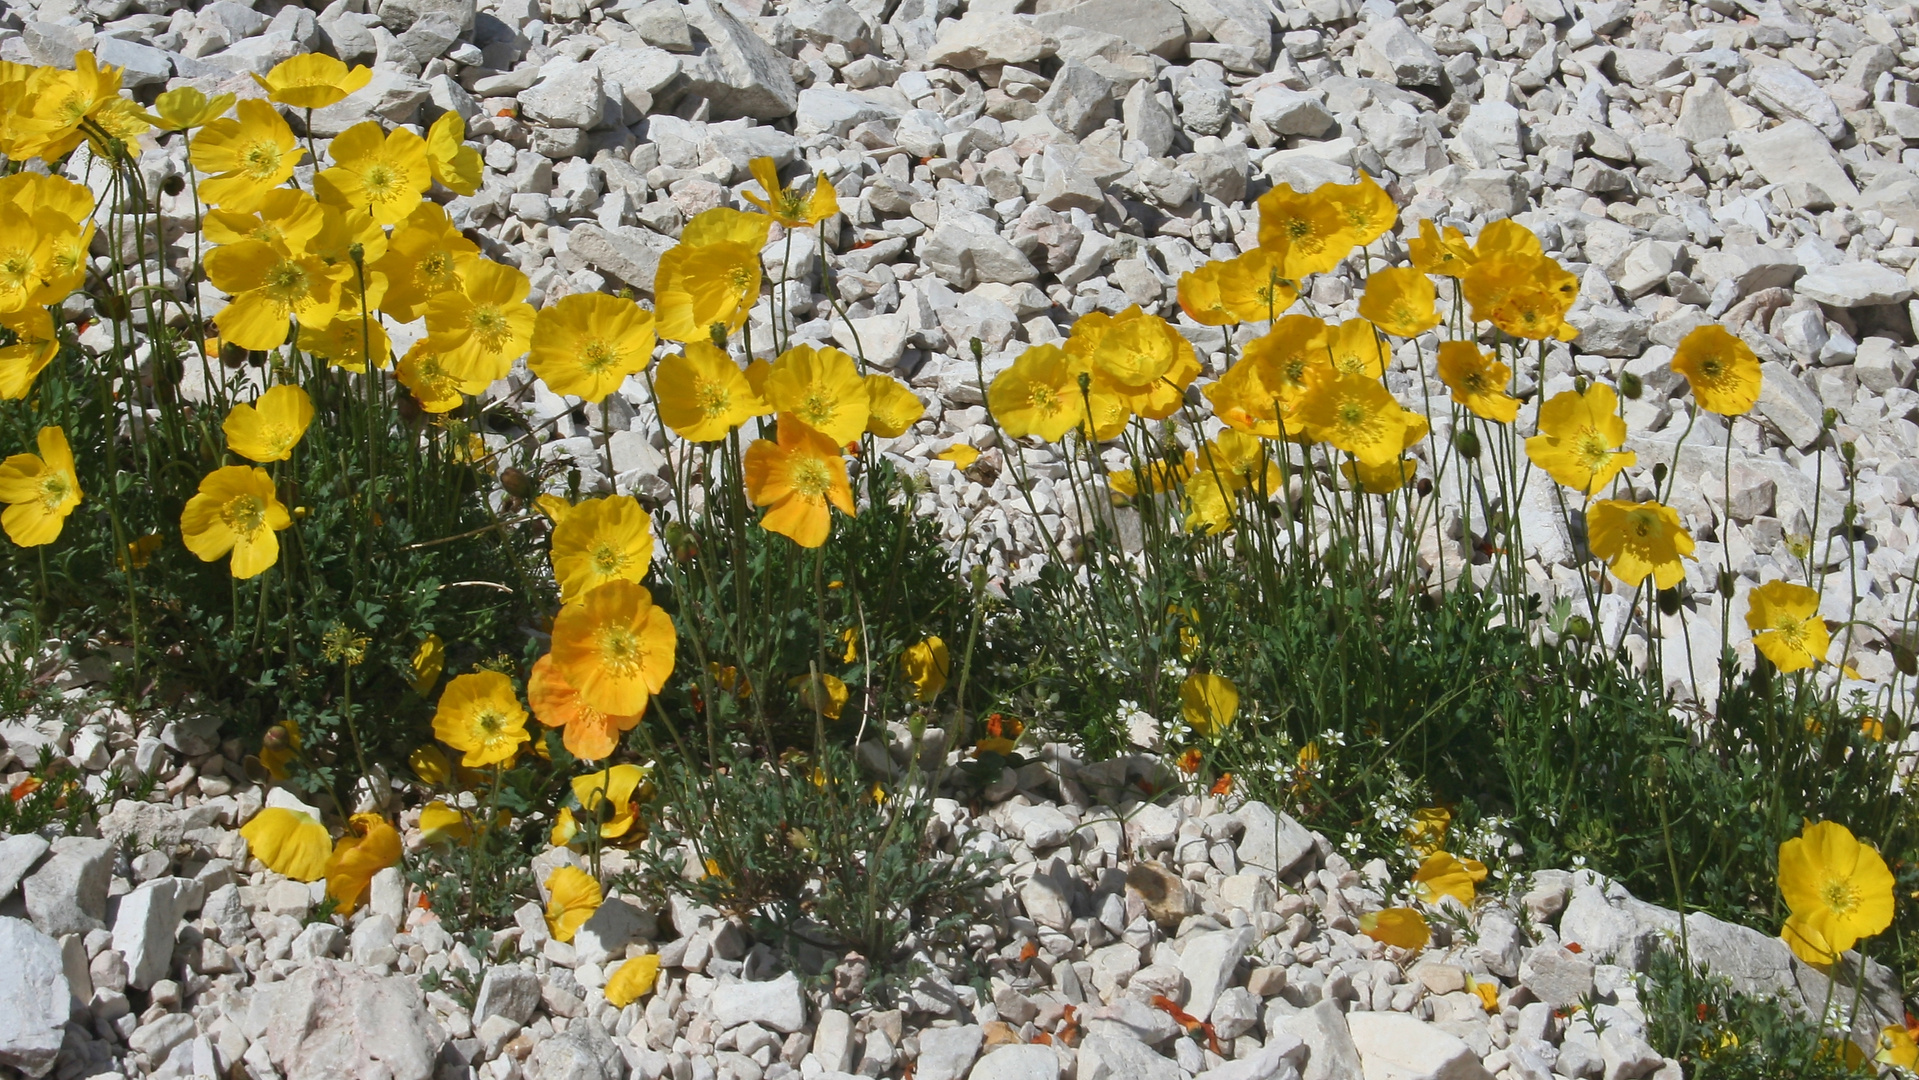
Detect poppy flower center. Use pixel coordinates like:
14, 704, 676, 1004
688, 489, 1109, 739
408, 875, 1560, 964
221, 493, 267, 534
260, 422, 294, 454
581, 339, 620, 374
0, 251, 36, 289
36, 473, 69, 509
360, 161, 400, 200
594, 625, 646, 676
1574, 432, 1613, 470
470, 304, 509, 346
590, 541, 627, 575
264, 259, 311, 305
796, 393, 837, 430
1699, 356, 1724, 380
695, 380, 732, 419
1821, 877, 1859, 915
1629, 513, 1658, 539
474, 708, 507, 737
1028, 383, 1061, 414
242, 140, 284, 180
789, 454, 834, 499
418, 251, 456, 288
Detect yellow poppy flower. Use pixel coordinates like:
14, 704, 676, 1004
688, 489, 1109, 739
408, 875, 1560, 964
549, 580, 678, 716
680, 206, 775, 249
791, 672, 849, 719
743, 417, 856, 547
1877, 1024, 1918, 1069
742, 156, 839, 227
654, 342, 766, 441
305, 305, 392, 373
1184, 471, 1236, 535
1199, 428, 1283, 494
223, 385, 314, 463
1473, 219, 1544, 261
412, 634, 446, 695
1177, 247, 1295, 326
1586, 499, 1695, 589
0, 209, 55, 314
1405, 806, 1451, 856
418, 800, 475, 844
1087, 306, 1182, 391
375, 202, 478, 323
424, 258, 536, 386
0, 172, 94, 226
1746, 580, 1829, 673
544, 865, 602, 943
1462, 254, 1580, 341
258, 720, 300, 780
426, 110, 482, 197
251, 53, 373, 110
1524, 384, 1634, 495
550, 494, 654, 603
9, 52, 130, 161
325, 813, 401, 915
0, 425, 80, 548
901, 636, 949, 702
432, 670, 531, 767
1777, 820, 1894, 964
1326, 172, 1397, 248
203, 189, 327, 255
180, 465, 291, 579
1109, 450, 1194, 501
529, 654, 641, 762
397, 342, 480, 413
605, 955, 661, 1007
1297, 369, 1410, 466
1436, 342, 1518, 424
864, 374, 923, 438
1339, 413, 1428, 494
1412, 851, 1483, 907
1670, 324, 1762, 416
567, 763, 649, 841
0, 309, 56, 399
762, 343, 868, 446
938, 443, 980, 467
310, 200, 390, 267
1359, 907, 1430, 950
1203, 354, 1290, 440
148, 86, 234, 131
239, 806, 332, 883
1325, 318, 1389, 379
1408, 220, 1474, 276
529, 292, 656, 402
1358, 267, 1440, 338
988, 343, 1085, 442
1180, 672, 1237, 739
653, 241, 761, 344
191, 99, 303, 213
315, 121, 430, 227
204, 239, 350, 351
1240, 314, 1331, 417
1256, 183, 1356, 279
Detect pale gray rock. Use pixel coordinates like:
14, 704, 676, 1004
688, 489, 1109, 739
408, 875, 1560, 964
1567, 306, 1651, 357
970, 1044, 1061, 1080
1078, 1034, 1178, 1080
129, 1013, 196, 1063
789, 0, 872, 49
1675, 80, 1743, 144
919, 1025, 986, 1080
1178, 926, 1254, 1022
0, 917, 66, 1078
1856, 337, 1913, 392
1253, 87, 1336, 139
623, 0, 695, 50
1356, 18, 1443, 87
93, 37, 172, 87
113, 877, 204, 989
1795, 262, 1913, 307
22, 836, 112, 938
1746, 66, 1846, 140
1235, 801, 1314, 880
563, 224, 675, 293
681, 0, 799, 119
923, 226, 1041, 290
1734, 121, 1859, 204
1612, 47, 1681, 89
1692, 244, 1804, 300
0, 833, 49, 902
1177, 79, 1233, 136
474, 964, 543, 1026
526, 1017, 622, 1080
522, 62, 606, 130
1346, 1012, 1494, 1080
308, 69, 431, 137
1519, 945, 1595, 1009
927, 17, 1057, 68
1043, 62, 1117, 138
710, 971, 807, 1032
263, 960, 446, 1080
1633, 134, 1693, 185
1033, 0, 1187, 57
795, 87, 903, 137
1165, 0, 1271, 67
572, 898, 657, 966
1272, 1001, 1361, 1080
1456, 100, 1524, 166
1757, 359, 1830, 449
371, 0, 475, 36
1190, 1037, 1306, 1080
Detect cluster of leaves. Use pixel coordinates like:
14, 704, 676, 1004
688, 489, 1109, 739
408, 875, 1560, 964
0, 745, 156, 836
1640, 946, 1877, 1080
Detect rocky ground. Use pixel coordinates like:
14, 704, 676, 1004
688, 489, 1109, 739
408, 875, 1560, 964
3, 0, 1919, 1074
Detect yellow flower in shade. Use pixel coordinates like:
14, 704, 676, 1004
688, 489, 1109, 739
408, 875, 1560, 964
988, 343, 1085, 442
864, 375, 923, 438
0, 172, 91, 232
901, 637, 949, 702
653, 240, 762, 343
764, 343, 869, 446
1326, 172, 1397, 247
306, 303, 393, 373
531, 293, 656, 402
1408, 220, 1474, 276
1413, 851, 1485, 907
412, 634, 446, 696
938, 444, 980, 468
0, 210, 58, 314
1109, 451, 1193, 501
549, 580, 678, 716
424, 258, 537, 386
397, 342, 480, 413
1326, 318, 1389, 379
310, 199, 390, 268
148, 86, 234, 131
375, 202, 479, 323
1473, 219, 1544, 261
325, 813, 401, 915
1177, 248, 1295, 325
1461, 254, 1580, 341
1358, 267, 1440, 338
419, 800, 475, 844
8, 52, 131, 160
239, 806, 331, 882
1359, 907, 1431, 950
605, 955, 662, 1007
743, 418, 856, 548
223, 385, 314, 463
654, 342, 766, 441
1298, 369, 1410, 466
1586, 500, 1695, 590
432, 671, 531, 767
544, 866, 602, 943
1200, 429, 1283, 495
791, 672, 849, 719
410, 744, 454, 787
1084, 306, 1180, 391
1746, 580, 1829, 673
1877, 1024, 1919, 1069
1436, 342, 1518, 423
1777, 820, 1895, 964
180, 465, 291, 579
204, 240, 351, 351
425, 110, 482, 196
682, 206, 776, 250
1405, 806, 1451, 856
529, 654, 641, 762
1180, 672, 1238, 739
315, 121, 430, 227
203, 188, 327, 252
1183, 472, 1237, 535
550, 494, 654, 603
1524, 384, 1634, 495
742, 157, 840, 227
1339, 413, 1428, 495
251, 53, 373, 110
1671, 324, 1762, 416
191, 99, 303, 212
1256, 183, 1356, 279
0, 426, 80, 547
1203, 354, 1290, 440
567, 763, 649, 841
259, 720, 300, 780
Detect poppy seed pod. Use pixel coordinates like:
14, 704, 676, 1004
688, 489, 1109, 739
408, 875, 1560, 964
1718, 569, 1737, 599
1657, 587, 1682, 617
1617, 371, 1642, 400
160, 173, 186, 197
1573, 375, 1589, 395
1454, 428, 1481, 459
1652, 462, 1667, 486
1563, 614, 1592, 640
499, 467, 536, 500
